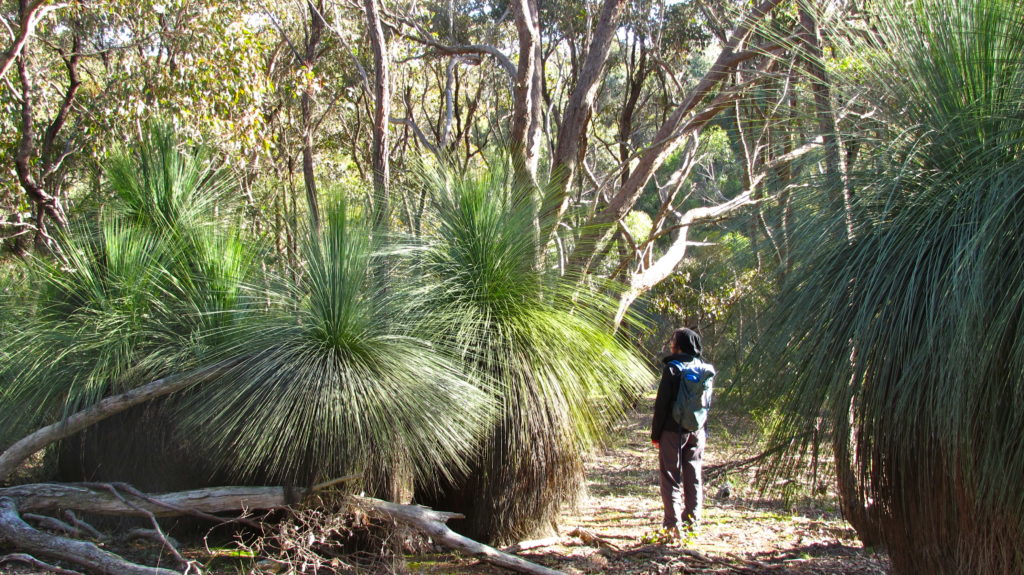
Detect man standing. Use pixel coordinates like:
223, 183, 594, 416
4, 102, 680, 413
651, 328, 716, 539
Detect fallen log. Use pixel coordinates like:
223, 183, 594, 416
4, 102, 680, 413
0, 497, 179, 575
0, 483, 565, 575
4, 482, 289, 518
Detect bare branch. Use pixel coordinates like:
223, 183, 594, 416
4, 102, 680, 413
353, 496, 565, 575
566, 0, 790, 275
0, 2, 69, 80
390, 115, 439, 157
0, 498, 179, 575
384, 12, 516, 79
613, 187, 762, 328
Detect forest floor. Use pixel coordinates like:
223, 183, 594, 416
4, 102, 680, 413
2, 396, 892, 575
416, 396, 891, 575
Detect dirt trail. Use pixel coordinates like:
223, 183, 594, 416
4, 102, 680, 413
501, 398, 891, 575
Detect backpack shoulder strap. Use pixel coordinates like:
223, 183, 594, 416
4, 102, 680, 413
667, 360, 696, 400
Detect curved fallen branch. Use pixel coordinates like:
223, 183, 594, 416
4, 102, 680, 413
0, 552, 84, 575
352, 496, 565, 575
0, 357, 246, 483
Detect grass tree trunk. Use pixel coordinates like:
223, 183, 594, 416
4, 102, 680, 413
832, 396, 882, 547
419, 389, 580, 545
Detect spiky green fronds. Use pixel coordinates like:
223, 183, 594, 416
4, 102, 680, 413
105, 121, 231, 235
748, 1, 1024, 572
2, 221, 191, 426
176, 199, 495, 486
0, 125, 258, 479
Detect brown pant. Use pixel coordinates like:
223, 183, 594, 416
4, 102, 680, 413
658, 429, 704, 528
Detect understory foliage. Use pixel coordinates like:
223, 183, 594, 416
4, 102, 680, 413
748, 0, 1024, 573
411, 163, 650, 544
0, 125, 493, 491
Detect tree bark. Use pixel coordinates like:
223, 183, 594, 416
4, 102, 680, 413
14, 31, 74, 246
301, 0, 326, 232
798, 1, 853, 241
833, 394, 883, 547
542, 0, 627, 232
617, 38, 649, 186
364, 0, 391, 231
611, 130, 822, 325
0, 552, 84, 575
510, 0, 542, 183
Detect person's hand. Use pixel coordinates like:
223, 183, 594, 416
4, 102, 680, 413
652, 439, 659, 448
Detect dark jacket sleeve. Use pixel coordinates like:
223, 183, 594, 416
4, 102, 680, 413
651, 363, 678, 441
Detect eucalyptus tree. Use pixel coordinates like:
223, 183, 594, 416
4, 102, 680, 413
747, 0, 1024, 572
0, 0, 286, 253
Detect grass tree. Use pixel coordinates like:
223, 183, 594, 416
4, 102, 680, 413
411, 162, 650, 544
0, 125, 244, 451
176, 198, 494, 486
747, 0, 1024, 572
0, 124, 493, 495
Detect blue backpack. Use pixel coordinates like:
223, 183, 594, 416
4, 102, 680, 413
668, 358, 715, 432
